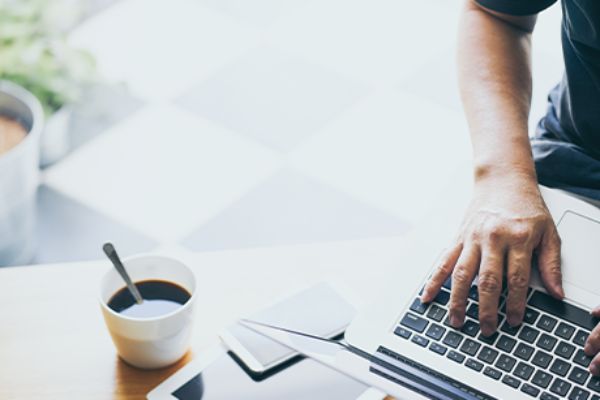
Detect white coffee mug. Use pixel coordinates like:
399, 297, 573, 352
99, 255, 196, 369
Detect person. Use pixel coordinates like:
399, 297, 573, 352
420, 0, 600, 376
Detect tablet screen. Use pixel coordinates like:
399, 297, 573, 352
171, 352, 367, 400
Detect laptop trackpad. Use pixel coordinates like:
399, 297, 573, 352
557, 211, 600, 307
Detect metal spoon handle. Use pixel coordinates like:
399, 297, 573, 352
103, 243, 144, 304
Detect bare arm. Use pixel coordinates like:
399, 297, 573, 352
421, 1, 563, 337
459, 1, 537, 182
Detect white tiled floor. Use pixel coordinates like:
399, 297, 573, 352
44, 104, 281, 242
34, 0, 567, 263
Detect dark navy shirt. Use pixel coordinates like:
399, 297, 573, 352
476, 0, 600, 200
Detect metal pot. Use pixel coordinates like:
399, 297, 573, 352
0, 81, 44, 266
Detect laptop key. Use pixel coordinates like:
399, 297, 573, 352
515, 342, 535, 361
574, 330, 590, 347
411, 335, 429, 347
556, 322, 576, 340
401, 313, 428, 333
532, 370, 553, 389
393, 326, 411, 339
483, 366, 502, 380
588, 376, 600, 393
569, 387, 591, 400
496, 334, 517, 353
541, 393, 560, 400
574, 349, 593, 367
568, 366, 590, 385
443, 331, 464, 349
501, 321, 520, 336
555, 341, 576, 359
537, 315, 558, 332
434, 289, 450, 306
460, 339, 481, 356
532, 350, 553, 369
429, 342, 448, 356
427, 304, 447, 322
514, 362, 535, 380
550, 358, 572, 377
466, 358, 484, 372
550, 378, 572, 397
461, 319, 480, 337
442, 276, 452, 290
522, 383, 541, 397
466, 303, 479, 320
502, 375, 521, 389
520, 326, 541, 344
496, 354, 517, 372
524, 307, 540, 325
426, 323, 446, 341
447, 350, 465, 364
409, 298, 428, 314
478, 346, 499, 364
529, 291, 598, 331
538, 333, 558, 352
468, 285, 479, 301
479, 331, 499, 345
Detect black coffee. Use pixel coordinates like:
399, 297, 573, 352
108, 280, 191, 318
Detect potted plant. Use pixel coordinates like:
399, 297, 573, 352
0, 0, 96, 166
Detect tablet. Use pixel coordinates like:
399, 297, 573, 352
147, 344, 368, 400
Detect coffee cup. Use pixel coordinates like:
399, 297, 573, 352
99, 255, 196, 369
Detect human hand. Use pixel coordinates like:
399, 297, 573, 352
584, 308, 600, 375
420, 173, 564, 336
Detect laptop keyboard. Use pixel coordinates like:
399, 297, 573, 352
395, 278, 600, 399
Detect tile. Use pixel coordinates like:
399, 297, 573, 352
68, 83, 145, 151
182, 169, 410, 252
269, 0, 460, 86
289, 90, 471, 225
398, 51, 460, 112
69, 0, 261, 101
33, 185, 156, 265
177, 47, 367, 152
44, 104, 282, 242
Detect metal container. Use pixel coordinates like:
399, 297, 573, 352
0, 81, 44, 266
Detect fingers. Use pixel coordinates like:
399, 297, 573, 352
592, 306, 600, 318
477, 245, 504, 336
537, 224, 564, 299
505, 247, 532, 326
448, 245, 480, 328
421, 243, 463, 303
585, 325, 600, 357
591, 353, 600, 376
587, 324, 600, 375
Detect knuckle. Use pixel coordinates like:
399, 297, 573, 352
486, 225, 503, 243
452, 266, 472, 285
478, 273, 502, 294
510, 225, 531, 245
508, 271, 529, 291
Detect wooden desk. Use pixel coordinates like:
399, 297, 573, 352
0, 238, 420, 400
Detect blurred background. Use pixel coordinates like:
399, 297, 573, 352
0, 0, 563, 267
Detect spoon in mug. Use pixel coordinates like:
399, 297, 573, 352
102, 242, 143, 305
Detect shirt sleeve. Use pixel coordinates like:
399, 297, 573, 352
476, 0, 557, 15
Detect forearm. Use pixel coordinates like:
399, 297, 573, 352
458, 2, 537, 185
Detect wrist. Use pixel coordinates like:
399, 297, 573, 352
473, 162, 538, 186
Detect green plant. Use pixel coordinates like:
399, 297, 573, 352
0, 0, 96, 114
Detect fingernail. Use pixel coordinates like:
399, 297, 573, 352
591, 364, 599, 375
507, 314, 521, 327
450, 314, 461, 328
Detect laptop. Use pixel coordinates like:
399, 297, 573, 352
245, 186, 600, 400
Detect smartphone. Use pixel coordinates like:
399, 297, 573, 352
219, 283, 356, 379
